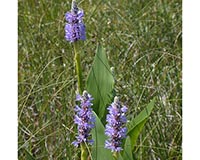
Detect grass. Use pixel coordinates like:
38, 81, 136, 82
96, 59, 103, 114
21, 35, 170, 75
18, 0, 182, 159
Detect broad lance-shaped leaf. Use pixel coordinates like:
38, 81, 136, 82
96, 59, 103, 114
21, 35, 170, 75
86, 45, 115, 122
127, 98, 155, 150
91, 112, 114, 160
122, 136, 134, 160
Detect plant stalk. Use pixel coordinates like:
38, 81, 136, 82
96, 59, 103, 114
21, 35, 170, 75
73, 42, 83, 94
73, 42, 87, 159
81, 143, 88, 160
113, 152, 118, 160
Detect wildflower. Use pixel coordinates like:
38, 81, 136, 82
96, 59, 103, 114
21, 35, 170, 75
72, 91, 95, 147
65, 0, 86, 42
105, 96, 128, 152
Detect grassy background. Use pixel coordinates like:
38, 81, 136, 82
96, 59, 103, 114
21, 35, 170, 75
18, 0, 182, 159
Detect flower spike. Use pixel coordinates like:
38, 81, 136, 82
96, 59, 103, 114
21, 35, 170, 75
105, 96, 128, 152
72, 91, 95, 147
65, 0, 86, 42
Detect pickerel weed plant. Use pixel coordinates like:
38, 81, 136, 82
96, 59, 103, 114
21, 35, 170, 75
65, 1, 155, 160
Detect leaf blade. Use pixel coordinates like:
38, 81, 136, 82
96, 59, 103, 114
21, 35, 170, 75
86, 45, 115, 122
127, 98, 155, 150
91, 112, 114, 160
123, 136, 134, 160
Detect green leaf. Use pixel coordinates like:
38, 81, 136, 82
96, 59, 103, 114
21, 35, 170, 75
127, 98, 155, 150
86, 45, 115, 122
123, 136, 134, 160
118, 153, 124, 160
91, 112, 114, 160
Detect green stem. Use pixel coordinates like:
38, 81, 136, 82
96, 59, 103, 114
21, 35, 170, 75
73, 42, 83, 94
81, 143, 88, 160
73, 43, 87, 159
113, 152, 118, 160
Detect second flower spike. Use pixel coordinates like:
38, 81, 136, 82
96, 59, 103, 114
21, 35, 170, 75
105, 96, 128, 152
72, 91, 95, 147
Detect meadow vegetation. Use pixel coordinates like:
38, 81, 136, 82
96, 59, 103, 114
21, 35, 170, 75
18, 0, 182, 159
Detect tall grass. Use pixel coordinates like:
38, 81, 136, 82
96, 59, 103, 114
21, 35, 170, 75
18, 0, 182, 159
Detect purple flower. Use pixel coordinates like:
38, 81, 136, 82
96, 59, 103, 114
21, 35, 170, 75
105, 97, 128, 152
65, 0, 86, 42
72, 91, 95, 147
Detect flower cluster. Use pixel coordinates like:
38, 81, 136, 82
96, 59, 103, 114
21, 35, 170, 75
65, 0, 86, 42
105, 96, 128, 152
72, 91, 95, 147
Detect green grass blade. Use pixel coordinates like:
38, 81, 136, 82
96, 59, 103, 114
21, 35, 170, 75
24, 149, 35, 160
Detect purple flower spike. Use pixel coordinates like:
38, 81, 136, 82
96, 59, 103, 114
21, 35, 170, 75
65, 0, 86, 42
105, 97, 128, 152
72, 91, 95, 147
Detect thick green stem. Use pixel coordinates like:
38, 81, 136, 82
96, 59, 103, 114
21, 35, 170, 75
81, 143, 88, 160
73, 43, 87, 159
73, 42, 83, 94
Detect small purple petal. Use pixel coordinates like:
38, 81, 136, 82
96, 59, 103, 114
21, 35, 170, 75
121, 105, 128, 113
74, 105, 81, 112
87, 139, 94, 145
76, 94, 82, 101
74, 115, 82, 124
72, 141, 79, 147
120, 114, 127, 123
77, 10, 84, 20
65, 12, 75, 23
